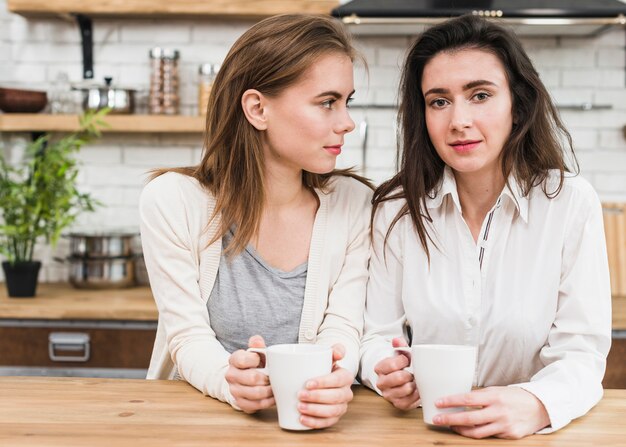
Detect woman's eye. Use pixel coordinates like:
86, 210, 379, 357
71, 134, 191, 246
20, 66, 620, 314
474, 92, 490, 101
430, 98, 447, 108
322, 99, 336, 109
346, 97, 354, 108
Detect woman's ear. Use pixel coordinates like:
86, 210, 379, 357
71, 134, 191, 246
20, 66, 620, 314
241, 89, 268, 130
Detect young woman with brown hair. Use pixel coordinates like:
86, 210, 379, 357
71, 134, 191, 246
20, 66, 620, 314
140, 14, 372, 429
359, 15, 611, 439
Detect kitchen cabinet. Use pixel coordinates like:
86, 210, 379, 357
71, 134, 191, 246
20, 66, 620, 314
0, 283, 157, 378
603, 202, 626, 297
7, 0, 339, 18
607, 297, 626, 389
0, 113, 205, 133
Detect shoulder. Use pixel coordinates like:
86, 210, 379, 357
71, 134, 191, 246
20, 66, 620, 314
140, 171, 214, 207
139, 172, 217, 226
541, 170, 600, 207
324, 175, 373, 210
372, 186, 407, 225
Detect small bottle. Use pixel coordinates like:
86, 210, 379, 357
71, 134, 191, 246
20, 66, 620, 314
198, 63, 219, 116
149, 47, 180, 115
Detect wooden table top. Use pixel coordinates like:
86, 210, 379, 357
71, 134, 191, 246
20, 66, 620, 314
0, 283, 156, 321
0, 377, 624, 446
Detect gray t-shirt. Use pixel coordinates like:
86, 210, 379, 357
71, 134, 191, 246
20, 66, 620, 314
207, 229, 307, 353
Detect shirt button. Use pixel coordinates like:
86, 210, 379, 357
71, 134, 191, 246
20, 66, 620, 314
468, 316, 476, 326
304, 330, 315, 340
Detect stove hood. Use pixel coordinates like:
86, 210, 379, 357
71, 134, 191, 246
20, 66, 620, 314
331, 0, 626, 36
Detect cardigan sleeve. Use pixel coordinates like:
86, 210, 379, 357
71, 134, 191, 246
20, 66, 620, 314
139, 173, 238, 408
358, 199, 407, 393
316, 179, 373, 376
511, 184, 612, 433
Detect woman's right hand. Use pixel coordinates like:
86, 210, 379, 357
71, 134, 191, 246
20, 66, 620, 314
225, 335, 275, 413
374, 337, 420, 410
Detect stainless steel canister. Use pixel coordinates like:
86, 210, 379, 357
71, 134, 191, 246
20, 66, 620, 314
56, 256, 136, 289
60, 232, 140, 289
66, 232, 137, 258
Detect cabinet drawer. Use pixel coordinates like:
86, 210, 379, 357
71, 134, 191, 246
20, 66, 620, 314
604, 336, 626, 389
0, 320, 156, 369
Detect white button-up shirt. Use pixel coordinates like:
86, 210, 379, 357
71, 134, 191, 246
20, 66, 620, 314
359, 168, 612, 433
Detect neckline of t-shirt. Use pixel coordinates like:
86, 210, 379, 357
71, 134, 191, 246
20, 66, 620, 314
243, 243, 308, 279
224, 226, 308, 278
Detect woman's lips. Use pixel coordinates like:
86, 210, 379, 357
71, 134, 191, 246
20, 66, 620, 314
450, 141, 480, 153
324, 145, 342, 155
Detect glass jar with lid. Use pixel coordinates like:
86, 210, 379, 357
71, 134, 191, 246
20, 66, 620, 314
198, 63, 220, 116
149, 47, 180, 115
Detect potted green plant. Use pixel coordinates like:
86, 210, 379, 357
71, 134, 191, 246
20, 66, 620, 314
0, 110, 108, 297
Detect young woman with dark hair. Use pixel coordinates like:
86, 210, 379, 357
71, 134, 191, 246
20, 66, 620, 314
360, 15, 611, 439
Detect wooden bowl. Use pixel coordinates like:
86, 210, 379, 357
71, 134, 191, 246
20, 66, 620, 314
0, 87, 48, 113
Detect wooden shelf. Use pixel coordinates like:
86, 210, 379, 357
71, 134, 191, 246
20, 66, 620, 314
0, 114, 205, 133
7, 0, 338, 18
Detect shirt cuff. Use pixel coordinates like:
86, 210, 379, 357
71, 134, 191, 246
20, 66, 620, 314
509, 382, 570, 433
359, 343, 396, 395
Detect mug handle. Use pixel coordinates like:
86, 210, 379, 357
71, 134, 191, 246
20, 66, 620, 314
247, 347, 269, 375
393, 346, 413, 374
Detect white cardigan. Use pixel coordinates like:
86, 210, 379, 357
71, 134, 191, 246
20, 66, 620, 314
140, 172, 372, 407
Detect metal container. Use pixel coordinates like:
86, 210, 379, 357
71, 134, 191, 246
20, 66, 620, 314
66, 256, 136, 289
73, 77, 135, 114
66, 232, 137, 259
149, 47, 180, 115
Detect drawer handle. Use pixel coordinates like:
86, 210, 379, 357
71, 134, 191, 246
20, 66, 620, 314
48, 332, 91, 362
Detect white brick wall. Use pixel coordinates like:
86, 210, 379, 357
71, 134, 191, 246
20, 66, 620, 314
1, 1, 626, 280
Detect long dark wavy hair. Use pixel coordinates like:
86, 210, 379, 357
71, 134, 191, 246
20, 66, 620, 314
373, 14, 578, 259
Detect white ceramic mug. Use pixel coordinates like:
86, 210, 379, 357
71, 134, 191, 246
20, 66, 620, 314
394, 344, 477, 425
248, 343, 332, 430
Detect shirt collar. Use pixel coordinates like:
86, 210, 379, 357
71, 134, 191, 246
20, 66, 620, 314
425, 166, 529, 223
500, 175, 529, 223
425, 166, 462, 213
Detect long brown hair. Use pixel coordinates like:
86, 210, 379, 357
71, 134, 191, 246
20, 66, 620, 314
151, 14, 369, 255
373, 14, 578, 260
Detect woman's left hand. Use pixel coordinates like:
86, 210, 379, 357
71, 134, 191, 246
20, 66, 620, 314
432, 386, 550, 439
296, 343, 354, 429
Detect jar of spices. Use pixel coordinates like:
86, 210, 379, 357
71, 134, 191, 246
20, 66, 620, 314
198, 63, 219, 116
149, 47, 180, 115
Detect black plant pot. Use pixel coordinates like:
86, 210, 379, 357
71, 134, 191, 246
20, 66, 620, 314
2, 261, 42, 298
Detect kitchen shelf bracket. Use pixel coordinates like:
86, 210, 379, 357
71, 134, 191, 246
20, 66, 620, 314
75, 14, 94, 80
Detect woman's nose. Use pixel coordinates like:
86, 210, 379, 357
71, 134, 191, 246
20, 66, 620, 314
336, 109, 356, 134
449, 103, 473, 131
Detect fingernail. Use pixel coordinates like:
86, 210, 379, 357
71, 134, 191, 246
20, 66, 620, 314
298, 403, 306, 411
306, 380, 317, 389
435, 399, 443, 407
432, 415, 441, 424
299, 391, 308, 400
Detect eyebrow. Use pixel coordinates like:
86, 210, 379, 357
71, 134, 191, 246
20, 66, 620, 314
314, 89, 356, 99
423, 80, 497, 97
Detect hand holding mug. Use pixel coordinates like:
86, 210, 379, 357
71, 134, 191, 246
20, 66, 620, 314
247, 342, 333, 430
297, 343, 355, 429
374, 337, 420, 410
225, 335, 275, 413
432, 386, 550, 439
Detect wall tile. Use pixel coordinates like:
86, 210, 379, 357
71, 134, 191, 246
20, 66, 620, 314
2, 9, 626, 243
